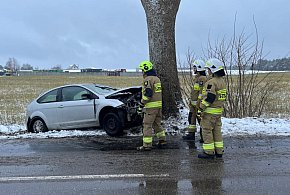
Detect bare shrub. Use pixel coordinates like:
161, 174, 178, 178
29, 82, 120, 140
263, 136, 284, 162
178, 49, 197, 108
179, 20, 285, 118
205, 21, 283, 118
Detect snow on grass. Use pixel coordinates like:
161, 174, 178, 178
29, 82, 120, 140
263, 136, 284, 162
0, 126, 107, 140
1, 107, 289, 139
222, 117, 290, 136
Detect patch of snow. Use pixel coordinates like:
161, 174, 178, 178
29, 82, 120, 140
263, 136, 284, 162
0, 107, 289, 139
0, 126, 107, 140
164, 107, 290, 137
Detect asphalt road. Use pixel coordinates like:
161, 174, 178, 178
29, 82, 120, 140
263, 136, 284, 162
0, 135, 290, 195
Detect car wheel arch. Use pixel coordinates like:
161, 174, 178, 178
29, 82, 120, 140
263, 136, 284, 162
99, 106, 126, 136
99, 106, 120, 126
28, 116, 48, 133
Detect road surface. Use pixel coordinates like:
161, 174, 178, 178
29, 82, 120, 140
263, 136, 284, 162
0, 135, 290, 194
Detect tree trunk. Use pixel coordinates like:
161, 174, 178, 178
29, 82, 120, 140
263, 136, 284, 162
141, 0, 182, 118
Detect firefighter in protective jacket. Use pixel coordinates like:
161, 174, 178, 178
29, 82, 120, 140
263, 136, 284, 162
198, 58, 227, 159
183, 59, 207, 142
137, 61, 166, 151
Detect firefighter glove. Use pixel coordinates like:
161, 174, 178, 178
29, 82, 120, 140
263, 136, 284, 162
137, 106, 143, 115
137, 102, 144, 115
197, 110, 201, 118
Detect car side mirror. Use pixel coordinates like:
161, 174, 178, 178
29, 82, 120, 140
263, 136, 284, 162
81, 93, 93, 100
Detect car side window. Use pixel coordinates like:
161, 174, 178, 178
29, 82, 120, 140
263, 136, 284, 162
62, 86, 91, 101
37, 89, 58, 103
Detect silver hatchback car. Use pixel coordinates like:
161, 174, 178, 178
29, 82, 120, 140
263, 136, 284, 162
26, 84, 142, 136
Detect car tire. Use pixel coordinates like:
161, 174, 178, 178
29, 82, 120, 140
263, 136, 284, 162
103, 112, 123, 136
29, 118, 48, 133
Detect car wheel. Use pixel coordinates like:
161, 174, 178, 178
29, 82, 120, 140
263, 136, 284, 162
30, 118, 48, 133
103, 112, 123, 136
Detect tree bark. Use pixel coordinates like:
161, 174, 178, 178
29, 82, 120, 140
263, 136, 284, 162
141, 0, 182, 117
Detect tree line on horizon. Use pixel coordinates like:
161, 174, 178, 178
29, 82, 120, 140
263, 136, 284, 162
257, 57, 290, 71
0, 57, 63, 71
2, 57, 290, 72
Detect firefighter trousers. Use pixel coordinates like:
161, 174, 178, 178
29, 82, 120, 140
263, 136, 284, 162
188, 105, 203, 139
188, 104, 198, 133
200, 113, 223, 155
142, 108, 166, 147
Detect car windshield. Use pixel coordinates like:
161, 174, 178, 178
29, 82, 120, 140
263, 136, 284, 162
84, 84, 118, 95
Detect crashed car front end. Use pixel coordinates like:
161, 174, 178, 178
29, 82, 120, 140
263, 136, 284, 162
105, 86, 143, 126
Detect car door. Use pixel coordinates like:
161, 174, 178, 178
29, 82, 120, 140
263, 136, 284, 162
36, 88, 62, 129
58, 86, 97, 129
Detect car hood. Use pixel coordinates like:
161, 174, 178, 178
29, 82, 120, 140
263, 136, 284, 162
104, 86, 141, 98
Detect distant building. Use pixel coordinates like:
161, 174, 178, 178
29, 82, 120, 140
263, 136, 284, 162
81, 68, 102, 72
106, 69, 127, 76
3, 69, 13, 76
63, 64, 81, 73
67, 64, 79, 70
63, 69, 81, 73
0, 65, 3, 76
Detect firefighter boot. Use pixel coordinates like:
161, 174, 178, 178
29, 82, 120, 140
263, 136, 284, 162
198, 152, 215, 159
137, 146, 152, 151
182, 132, 195, 141
157, 140, 167, 148
215, 153, 223, 158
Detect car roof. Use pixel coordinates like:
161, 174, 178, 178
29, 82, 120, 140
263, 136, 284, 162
36, 83, 141, 99
37, 83, 116, 98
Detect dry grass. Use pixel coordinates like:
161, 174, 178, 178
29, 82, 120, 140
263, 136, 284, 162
0, 73, 289, 125
179, 72, 290, 118
261, 72, 290, 118
0, 75, 143, 125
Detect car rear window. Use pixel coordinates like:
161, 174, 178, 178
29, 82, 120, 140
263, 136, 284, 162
37, 89, 58, 103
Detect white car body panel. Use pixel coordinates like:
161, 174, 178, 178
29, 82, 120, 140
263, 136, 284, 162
27, 101, 61, 130
57, 99, 96, 129
26, 84, 140, 132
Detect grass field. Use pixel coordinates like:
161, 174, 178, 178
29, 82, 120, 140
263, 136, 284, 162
0, 73, 289, 125
0, 75, 143, 125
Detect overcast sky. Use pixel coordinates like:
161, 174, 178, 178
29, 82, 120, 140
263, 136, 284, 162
0, 0, 289, 69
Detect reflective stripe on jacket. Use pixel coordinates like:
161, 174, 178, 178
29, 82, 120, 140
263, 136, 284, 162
200, 77, 227, 115
141, 75, 162, 108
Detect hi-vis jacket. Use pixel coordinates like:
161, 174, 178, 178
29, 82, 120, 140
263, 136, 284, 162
191, 75, 207, 107
200, 77, 227, 115
141, 75, 162, 108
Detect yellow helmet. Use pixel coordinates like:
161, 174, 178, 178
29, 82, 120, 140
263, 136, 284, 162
138, 61, 153, 72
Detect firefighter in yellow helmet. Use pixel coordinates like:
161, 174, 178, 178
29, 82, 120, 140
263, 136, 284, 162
183, 59, 207, 142
137, 60, 166, 151
197, 58, 227, 159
